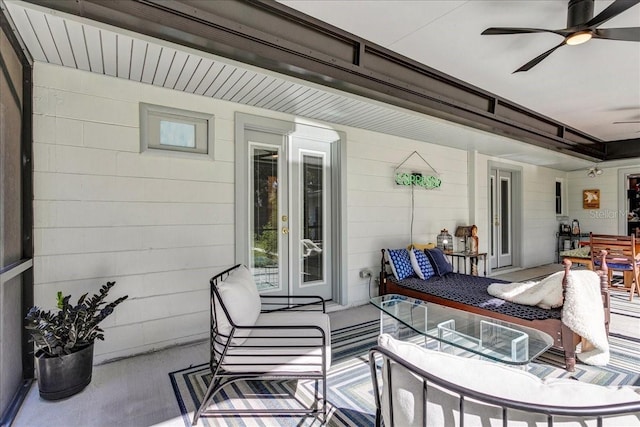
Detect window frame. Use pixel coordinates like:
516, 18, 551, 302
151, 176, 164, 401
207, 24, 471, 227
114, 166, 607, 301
140, 103, 214, 159
555, 178, 567, 216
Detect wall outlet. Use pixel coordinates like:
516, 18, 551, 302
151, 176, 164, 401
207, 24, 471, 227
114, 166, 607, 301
359, 269, 372, 278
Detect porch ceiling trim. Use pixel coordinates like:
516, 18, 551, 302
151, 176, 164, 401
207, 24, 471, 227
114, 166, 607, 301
22, 0, 610, 161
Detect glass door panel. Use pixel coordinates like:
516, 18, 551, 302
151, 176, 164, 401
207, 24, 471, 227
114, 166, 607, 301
500, 176, 511, 256
291, 140, 331, 300
301, 154, 324, 283
498, 172, 512, 266
248, 134, 288, 294
490, 168, 513, 269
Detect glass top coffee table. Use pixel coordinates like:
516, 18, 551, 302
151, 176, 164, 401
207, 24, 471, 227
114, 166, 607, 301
370, 294, 554, 366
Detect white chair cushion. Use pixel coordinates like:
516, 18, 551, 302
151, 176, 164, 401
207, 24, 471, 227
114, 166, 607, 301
219, 311, 331, 373
377, 334, 640, 427
214, 265, 262, 346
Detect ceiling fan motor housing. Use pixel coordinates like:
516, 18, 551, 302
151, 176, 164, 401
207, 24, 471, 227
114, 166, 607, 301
481, 0, 639, 72
567, 0, 594, 28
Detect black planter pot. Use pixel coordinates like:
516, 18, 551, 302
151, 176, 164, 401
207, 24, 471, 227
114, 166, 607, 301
35, 342, 94, 400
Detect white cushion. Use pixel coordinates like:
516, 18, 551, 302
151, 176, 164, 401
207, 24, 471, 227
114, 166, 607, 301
218, 311, 331, 373
377, 334, 640, 427
214, 265, 262, 346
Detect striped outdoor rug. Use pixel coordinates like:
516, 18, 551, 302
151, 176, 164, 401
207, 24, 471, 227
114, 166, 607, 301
611, 292, 640, 319
170, 298, 640, 427
170, 320, 379, 427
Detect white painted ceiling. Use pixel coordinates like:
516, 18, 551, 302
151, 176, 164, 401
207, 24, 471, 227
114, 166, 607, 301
3, 0, 638, 171
281, 0, 640, 142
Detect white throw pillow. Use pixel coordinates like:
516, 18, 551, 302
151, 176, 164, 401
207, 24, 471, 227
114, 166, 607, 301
376, 334, 640, 427
214, 265, 262, 346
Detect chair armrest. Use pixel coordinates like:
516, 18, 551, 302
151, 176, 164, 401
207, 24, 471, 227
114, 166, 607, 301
260, 295, 326, 313
222, 322, 329, 350
232, 323, 326, 334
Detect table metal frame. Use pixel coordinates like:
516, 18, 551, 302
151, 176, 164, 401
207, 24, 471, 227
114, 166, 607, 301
446, 251, 488, 276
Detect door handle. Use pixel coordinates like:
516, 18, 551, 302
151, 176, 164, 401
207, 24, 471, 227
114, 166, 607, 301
282, 227, 289, 234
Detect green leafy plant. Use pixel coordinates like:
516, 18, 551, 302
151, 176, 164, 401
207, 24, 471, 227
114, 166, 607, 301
25, 281, 128, 357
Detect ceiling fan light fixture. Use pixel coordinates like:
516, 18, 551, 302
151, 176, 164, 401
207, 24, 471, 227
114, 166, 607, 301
566, 31, 592, 45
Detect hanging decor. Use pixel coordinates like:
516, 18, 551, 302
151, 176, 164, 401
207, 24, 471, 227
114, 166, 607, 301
583, 189, 600, 209
394, 151, 442, 189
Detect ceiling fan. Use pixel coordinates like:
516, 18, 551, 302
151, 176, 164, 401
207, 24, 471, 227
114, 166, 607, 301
481, 0, 640, 73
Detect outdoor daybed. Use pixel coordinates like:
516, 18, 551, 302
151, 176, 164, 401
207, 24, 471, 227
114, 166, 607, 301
379, 248, 611, 371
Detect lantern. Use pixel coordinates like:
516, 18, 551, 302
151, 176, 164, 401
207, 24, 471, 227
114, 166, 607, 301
437, 229, 453, 252
455, 226, 472, 253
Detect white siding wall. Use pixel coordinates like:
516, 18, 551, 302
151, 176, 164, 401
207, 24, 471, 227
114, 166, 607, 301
567, 164, 640, 235
33, 63, 236, 363
474, 154, 568, 269
520, 163, 569, 267
346, 130, 470, 304
33, 62, 586, 362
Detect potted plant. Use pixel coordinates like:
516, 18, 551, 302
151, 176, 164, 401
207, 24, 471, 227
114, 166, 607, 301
25, 281, 128, 400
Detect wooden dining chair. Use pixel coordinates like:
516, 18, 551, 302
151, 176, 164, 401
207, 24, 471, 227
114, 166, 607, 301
589, 233, 640, 301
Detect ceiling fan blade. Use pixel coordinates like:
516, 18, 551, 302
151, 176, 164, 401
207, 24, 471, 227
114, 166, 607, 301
482, 27, 568, 36
593, 27, 640, 41
585, 0, 640, 28
513, 41, 566, 73
614, 121, 640, 124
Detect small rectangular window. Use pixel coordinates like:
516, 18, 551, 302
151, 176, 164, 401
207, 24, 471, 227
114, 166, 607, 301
140, 103, 213, 158
555, 180, 563, 215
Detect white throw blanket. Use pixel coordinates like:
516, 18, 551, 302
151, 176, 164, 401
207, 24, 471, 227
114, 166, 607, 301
487, 270, 609, 366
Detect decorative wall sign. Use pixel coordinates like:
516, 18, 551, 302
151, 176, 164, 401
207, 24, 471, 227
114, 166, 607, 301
583, 189, 600, 209
395, 172, 442, 188
394, 151, 441, 189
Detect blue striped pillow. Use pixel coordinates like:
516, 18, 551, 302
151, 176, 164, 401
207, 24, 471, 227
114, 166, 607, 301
409, 249, 435, 280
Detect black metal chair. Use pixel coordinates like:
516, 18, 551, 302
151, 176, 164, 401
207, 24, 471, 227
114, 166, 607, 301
192, 264, 330, 425
369, 335, 640, 427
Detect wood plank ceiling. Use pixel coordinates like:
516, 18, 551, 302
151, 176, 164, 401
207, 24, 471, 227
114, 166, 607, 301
2, 0, 611, 171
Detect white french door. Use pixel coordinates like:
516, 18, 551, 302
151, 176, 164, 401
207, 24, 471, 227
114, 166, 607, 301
244, 127, 333, 301
490, 168, 513, 269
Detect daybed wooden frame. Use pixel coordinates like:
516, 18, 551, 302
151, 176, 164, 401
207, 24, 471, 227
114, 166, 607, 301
379, 250, 611, 372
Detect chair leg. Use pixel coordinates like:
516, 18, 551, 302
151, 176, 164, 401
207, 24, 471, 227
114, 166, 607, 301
193, 374, 327, 425
630, 267, 640, 302
192, 376, 223, 426
313, 379, 319, 411
375, 408, 383, 427
322, 377, 328, 425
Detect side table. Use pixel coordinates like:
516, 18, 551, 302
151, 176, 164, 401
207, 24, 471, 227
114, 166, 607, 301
445, 251, 487, 276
